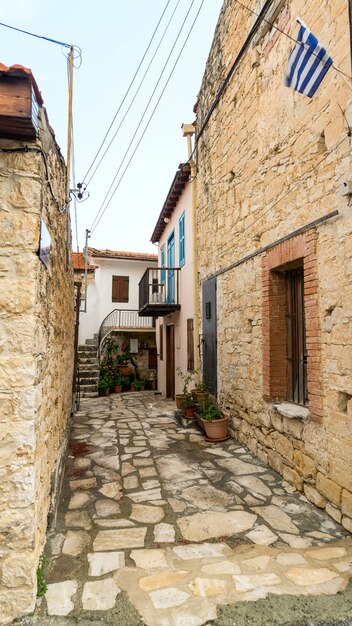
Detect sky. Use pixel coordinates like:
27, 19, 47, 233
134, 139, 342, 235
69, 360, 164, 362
0, 0, 223, 253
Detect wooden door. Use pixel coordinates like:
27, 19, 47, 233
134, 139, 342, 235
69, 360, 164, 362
166, 325, 175, 398
202, 277, 217, 396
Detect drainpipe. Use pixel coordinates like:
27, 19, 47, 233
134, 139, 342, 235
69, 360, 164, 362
182, 123, 200, 377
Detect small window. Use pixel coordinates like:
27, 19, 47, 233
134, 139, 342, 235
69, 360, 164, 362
112, 275, 129, 302
286, 267, 307, 405
159, 324, 163, 361
187, 318, 194, 371
179, 212, 185, 267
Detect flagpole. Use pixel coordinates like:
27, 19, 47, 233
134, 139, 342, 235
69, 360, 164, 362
333, 65, 352, 92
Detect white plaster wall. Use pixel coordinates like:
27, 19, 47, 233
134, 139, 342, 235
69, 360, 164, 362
156, 182, 195, 396
79, 257, 157, 343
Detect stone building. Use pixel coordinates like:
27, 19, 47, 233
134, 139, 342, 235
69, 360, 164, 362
0, 64, 74, 623
195, 1, 352, 528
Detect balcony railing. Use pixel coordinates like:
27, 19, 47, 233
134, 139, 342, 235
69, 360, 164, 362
139, 267, 181, 317
98, 309, 154, 360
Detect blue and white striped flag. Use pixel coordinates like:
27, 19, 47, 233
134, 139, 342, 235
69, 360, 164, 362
285, 19, 333, 97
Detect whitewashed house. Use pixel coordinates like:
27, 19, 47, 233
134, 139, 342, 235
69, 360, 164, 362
74, 248, 158, 394
138, 159, 196, 398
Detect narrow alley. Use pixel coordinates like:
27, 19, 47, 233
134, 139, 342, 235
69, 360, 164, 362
19, 392, 352, 626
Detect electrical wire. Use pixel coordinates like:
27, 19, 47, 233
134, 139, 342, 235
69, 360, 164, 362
71, 120, 80, 252
0, 20, 72, 47
85, 0, 183, 188
89, 0, 199, 233
221, 133, 349, 255
233, 0, 352, 81
81, 0, 173, 184
90, 0, 205, 236
90, 0, 199, 233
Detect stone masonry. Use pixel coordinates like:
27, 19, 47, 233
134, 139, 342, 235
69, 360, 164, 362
195, 1, 352, 529
0, 73, 74, 622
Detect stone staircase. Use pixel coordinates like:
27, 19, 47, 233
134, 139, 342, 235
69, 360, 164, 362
77, 337, 99, 398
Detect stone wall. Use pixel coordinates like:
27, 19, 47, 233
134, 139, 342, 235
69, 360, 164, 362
196, 0, 352, 529
0, 107, 74, 622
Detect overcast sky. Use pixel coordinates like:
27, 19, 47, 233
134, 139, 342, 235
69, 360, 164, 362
1, 0, 223, 252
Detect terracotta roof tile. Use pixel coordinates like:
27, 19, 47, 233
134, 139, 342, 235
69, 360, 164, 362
88, 248, 158, 262
0, 63, 43, 105
72, 252, 97, 271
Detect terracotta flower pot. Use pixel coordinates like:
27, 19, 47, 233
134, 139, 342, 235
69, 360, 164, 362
183, 406, 196, 418
114, 385, 123, 393
201, 416, 228, 440
175, 394, 186, 409
118, 366, 133, 377
103, 388, 110, 396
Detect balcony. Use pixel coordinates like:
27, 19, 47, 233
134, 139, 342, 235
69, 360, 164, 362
139, 267, 181, 317
98, 309, 155, 357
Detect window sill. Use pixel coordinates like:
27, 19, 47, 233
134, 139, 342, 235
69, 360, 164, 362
273, 402, 310, 422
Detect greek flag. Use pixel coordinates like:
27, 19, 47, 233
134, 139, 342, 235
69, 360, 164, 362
285, 18, 333, 97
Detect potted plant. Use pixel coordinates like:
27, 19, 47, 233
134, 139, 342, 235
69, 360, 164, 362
175, 368, 195, 409
131, 378, 144, 391
98, 373, 113, 396
181, 392, 196, 418
192, 380, 210, 406
113, 372, 125, 393
198, 400, 228, 440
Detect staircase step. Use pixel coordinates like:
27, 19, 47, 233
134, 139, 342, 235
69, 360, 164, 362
79, 369, 99, 378
78, 345, 97, 353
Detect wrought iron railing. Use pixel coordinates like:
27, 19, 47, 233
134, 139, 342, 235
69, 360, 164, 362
139, 267, 180, 315
98, 309, 154, 361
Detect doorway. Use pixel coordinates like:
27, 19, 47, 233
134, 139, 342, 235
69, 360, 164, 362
202, 277, 217, 396
166, 325, 175, 398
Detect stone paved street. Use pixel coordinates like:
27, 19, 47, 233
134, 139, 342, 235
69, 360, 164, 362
29, 392, 352, 625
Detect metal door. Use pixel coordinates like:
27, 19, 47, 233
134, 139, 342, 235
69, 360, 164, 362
202, 277, 217, 396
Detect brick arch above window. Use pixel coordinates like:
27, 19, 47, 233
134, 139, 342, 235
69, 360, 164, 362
262, 229, 323, 422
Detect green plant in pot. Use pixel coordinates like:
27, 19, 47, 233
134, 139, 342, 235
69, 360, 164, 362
131, 378, 144, 391
113, 372, 125, 393
192, 380, 210, 406
175, 368, 195, 409
98, 373, 113, 396
181, 391, 196, 418
198, 400, 228, 440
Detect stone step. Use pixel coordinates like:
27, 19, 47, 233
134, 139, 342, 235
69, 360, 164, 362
79, 369, 99, 378
85, 337, 98, 346
78, 355, 98, 363
80, 391, 98, 398
78, 345, 98, 354
80, 378, 99, 386
79, 383, 97, 392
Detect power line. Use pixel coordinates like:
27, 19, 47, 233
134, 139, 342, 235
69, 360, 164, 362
81, 0, 173, 184
85, 0, 183, 188
233, 0, 352, 81
90, 0, 200, 234
221, 133, 349, 256
90, 0, 205, 235
0, 20, 72, 48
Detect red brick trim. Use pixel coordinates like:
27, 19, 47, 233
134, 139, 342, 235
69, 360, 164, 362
262, 230, 322, 421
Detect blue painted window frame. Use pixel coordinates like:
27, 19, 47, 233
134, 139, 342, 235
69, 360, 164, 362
179, 212, 185, 267
160, 245, 165, 284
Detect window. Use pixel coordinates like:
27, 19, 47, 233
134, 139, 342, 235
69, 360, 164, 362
179, 212, 185, 266
112, 275, 129, 302
187, 318, 194, 371
159, 324, 163, 361
286, 266, 307, 405
160, 246, 165, 284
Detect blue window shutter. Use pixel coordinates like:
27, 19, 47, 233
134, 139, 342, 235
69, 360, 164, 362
179, 213, 185, 266
161, 246, 165, 284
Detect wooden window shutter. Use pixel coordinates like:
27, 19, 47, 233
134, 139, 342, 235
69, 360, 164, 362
112, 275, 129, 302
187, 318, 194, 371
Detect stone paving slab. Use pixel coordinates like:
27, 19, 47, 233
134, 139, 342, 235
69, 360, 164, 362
20, 392, 352, 626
